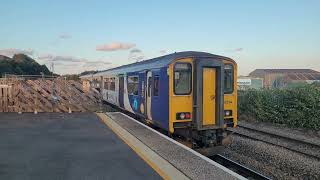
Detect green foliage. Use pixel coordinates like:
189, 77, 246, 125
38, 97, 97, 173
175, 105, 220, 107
0, 54, 51, 77
312, 81, 320, 87
238, 85, 320, 130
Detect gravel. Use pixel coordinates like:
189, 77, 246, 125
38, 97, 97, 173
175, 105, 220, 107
231, 126, 320, 159
222, 135, 320, 179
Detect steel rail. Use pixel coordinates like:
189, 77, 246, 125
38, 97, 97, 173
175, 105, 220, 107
237, 124, 320, 148
210, 154, 272, 180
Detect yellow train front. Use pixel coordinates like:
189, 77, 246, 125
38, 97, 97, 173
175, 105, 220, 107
167, 52, 237, 155
86, 51, 237, 156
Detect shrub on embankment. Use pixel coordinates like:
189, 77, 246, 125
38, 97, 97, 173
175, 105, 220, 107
238, 84, 320, 130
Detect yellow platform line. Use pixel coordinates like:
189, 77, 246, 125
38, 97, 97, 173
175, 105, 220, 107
96, 113, 190, 180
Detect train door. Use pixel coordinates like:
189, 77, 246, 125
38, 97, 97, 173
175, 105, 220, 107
146, 71, 152, 120
193, 59, 224, 130
119, 75, 124, 108
202, 68, 216, 125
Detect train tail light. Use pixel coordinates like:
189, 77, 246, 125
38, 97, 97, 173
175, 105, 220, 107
176, 112, 191, 120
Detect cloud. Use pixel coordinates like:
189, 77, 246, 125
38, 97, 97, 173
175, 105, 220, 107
96, 42, 136, 51
159, 50, 167, 54
84, 61, 111, 65
130, 48, 142, 53
38, 54, 87, 62
82, 60, 112, 73
52, 62, 76, 66
39, 54, 111, 68
0, 48, 34, 57
128, 48, 144, 62
225, 48, 243, 52
233, 48, 243, 52
39, 54, 112, 74
59, 33, 72, 39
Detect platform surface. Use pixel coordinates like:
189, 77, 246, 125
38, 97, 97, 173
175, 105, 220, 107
105, 112, 244, 180
0, 113, 161, 180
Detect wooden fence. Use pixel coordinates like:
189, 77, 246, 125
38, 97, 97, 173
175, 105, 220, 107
0, 78, 101, 113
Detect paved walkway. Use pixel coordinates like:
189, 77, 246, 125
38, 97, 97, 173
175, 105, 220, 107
0, 113, 161, 180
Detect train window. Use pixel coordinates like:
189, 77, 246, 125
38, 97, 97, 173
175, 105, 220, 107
92, 79, 99, 88
148, 77, 151, 97
153, 75, 159, 96
104, 78, 109, 89
141, 81, 145, 98
174, 63, 192, 95
128, 76, 139, 95
110, 78, 115, 91
224, 64, 234, 94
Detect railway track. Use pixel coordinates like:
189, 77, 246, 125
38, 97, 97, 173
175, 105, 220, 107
210, 154, 271, 180
228, 125, 320, 160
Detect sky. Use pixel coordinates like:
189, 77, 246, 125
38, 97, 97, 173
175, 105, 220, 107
0, 0, 319, 75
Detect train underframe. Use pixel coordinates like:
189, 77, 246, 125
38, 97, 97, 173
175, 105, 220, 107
174, 125, 231, 156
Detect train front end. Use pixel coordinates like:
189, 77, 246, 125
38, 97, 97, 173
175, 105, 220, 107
168, 55, 237, 156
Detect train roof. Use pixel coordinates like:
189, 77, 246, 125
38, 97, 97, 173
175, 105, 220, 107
90, 51, 234, 77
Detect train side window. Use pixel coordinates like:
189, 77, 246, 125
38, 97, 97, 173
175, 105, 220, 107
153, 75, 159, 96
174, 63, 192, 95
224, 64, 234, 94
141, 80, 145, 98
128, 76, 139, 95
148, 77, 151, 97
110, 77, 115, 91
104, 78, 109, 89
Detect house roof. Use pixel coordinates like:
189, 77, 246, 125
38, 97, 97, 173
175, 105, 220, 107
286, 73, 320, 80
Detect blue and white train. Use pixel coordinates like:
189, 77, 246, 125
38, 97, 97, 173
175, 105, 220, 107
81, 51, 238, 155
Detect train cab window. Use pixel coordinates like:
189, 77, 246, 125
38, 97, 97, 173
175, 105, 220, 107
153, 76, 159, 96
224, 64, 234, 94
128, 76, 139, 95
174, 63, 192, 95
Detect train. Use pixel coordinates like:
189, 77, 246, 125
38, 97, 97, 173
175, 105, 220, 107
81, 51, 237, 155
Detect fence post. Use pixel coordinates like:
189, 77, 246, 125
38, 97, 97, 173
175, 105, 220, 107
34, 95, 38, 114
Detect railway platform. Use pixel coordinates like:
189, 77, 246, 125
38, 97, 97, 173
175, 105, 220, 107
0, 112, 245, 180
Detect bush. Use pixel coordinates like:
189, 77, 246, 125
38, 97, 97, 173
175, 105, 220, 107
238, 85, 320, 130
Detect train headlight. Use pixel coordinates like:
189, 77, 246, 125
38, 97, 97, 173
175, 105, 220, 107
176, 112, 191, 120
224, 110, 232, 117
180, 113, 185, 119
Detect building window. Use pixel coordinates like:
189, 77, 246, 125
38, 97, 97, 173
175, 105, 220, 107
174, 63, 192, 95
153, 75, 159, 96
128, 76, 139, 95
224, 64, 234, 94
